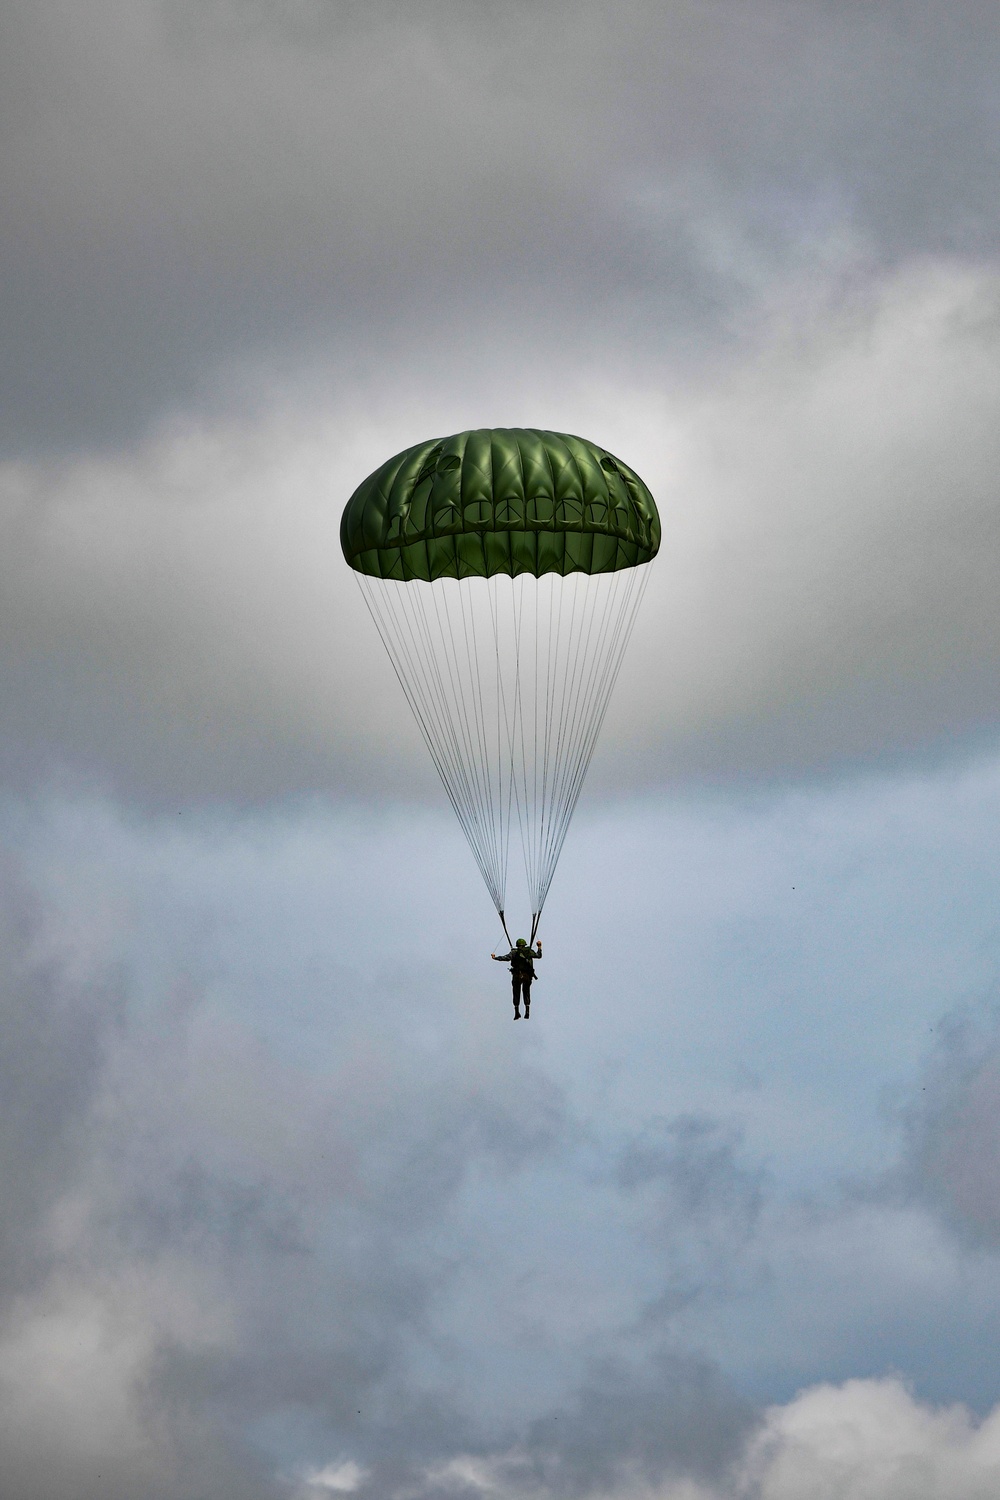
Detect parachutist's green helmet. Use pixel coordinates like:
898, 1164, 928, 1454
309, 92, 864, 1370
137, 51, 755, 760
516, 938, 528, 947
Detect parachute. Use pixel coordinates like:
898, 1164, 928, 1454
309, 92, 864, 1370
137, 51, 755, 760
341, 428, 659, 942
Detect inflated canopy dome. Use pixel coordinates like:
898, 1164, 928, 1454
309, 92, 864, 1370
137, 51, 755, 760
340, 427, 660, 581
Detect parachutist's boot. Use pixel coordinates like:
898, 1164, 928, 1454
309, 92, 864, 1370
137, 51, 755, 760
524, 1000, 530, 1019
514, 1008, 521, 1020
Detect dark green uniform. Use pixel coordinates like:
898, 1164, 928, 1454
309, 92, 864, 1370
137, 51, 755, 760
493, 943, 541, 1019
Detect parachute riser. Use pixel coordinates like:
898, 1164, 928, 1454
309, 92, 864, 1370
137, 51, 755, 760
498, 910, 541, 949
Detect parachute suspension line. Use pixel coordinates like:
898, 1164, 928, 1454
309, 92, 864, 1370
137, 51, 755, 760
529, 573, 562, 912
356, 573, 506, 914
533, 579, 541, 909
539, 568, 627, 887
436, 577, 510, 912
563, 573, 632, 864
538, 570, 561, 911
487, 577, 516, 912
460, 578, 507, 905
535, 565, 648, 912
396, 580, 499, 904
356, 560, 653, 931
493, 574, 535, 921
513, 574, 532, 907
435, 582, 502, 900
533, 569, 600, 916
354, 574, 487, 896
532, 571, 580, 913
488, 567, 647, 925
540, 567, 590, 894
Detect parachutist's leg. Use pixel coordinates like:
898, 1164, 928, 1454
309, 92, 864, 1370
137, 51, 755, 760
523, 983, 531, 1019
512, 976, 521, 1019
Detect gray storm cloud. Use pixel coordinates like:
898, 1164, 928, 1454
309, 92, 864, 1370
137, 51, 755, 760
2, 0, 996, 454
2, 259, 999, 802
898, 1003, 1000, 1248
5, 0, 999, 801
0, 839, 568, 1497
401, 1381, 1000, 1500
618, 257, 1000, 781
3, 762, 1000, 1496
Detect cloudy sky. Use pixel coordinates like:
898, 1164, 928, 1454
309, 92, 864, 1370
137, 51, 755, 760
4, 1, 1000, 1496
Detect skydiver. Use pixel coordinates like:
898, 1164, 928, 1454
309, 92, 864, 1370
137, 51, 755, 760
491, 936, 542, 1019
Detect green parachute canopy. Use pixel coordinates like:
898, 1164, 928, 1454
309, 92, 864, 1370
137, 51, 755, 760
340, 427, 660, 582
341, 428, 659, 940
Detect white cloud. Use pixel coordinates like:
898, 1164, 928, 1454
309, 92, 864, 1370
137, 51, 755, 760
735, 1378, 1000, 1500
417, 1380, 1000, 1500
294, 1459, 369, 1495
611, 256, 1000, 781
900, 1006, 1000, 1245
0, 1268, 245, 1500
0, 405, 417, 801
4, 782, 1000, 1496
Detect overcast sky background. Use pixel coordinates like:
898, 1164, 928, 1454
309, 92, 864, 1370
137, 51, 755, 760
4, 2, 1000, 1496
